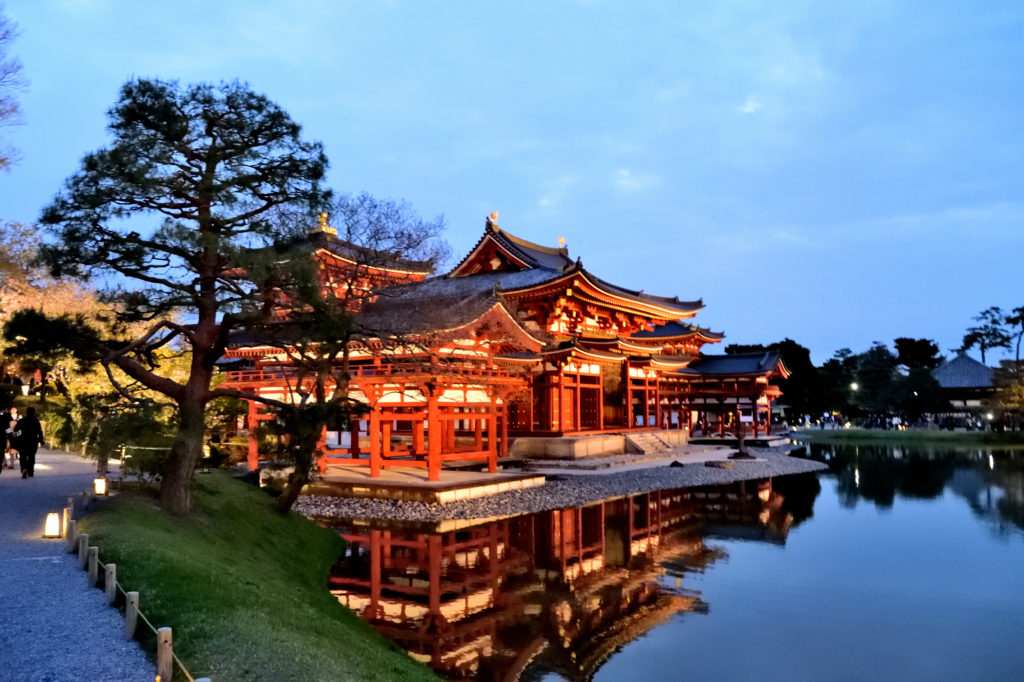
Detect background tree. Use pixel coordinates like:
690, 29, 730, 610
726, 338, 817, 418
38, 78, 329, 514
0, 4, 26, 170
816, 348, 857, 415
853, 342, 899, 415
961, 307, 1011, 364
894, 337, 942, 370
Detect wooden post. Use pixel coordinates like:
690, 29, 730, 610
487, 400, 498, 473
62, 506, 71, 538
65, 519, 77, 553
157, 627, 173, 682
78, 533, 89, 568
124, 591, 139, 639
368, 407, 381, 478
246, 400, 259, 471
499, 402, 509, 458
105, 564, 117, 605
87, 547, 99, 586
427, 395, 441, 481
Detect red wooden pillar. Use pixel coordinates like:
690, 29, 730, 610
369, 406, 381, 478
413, 419, 424, 455
316, 425, 328, 475
487, 398, 498, 473
499, 401, 509, 458
246, 400, 259, 471
474, 407, 483, 451
350, 418, 361, 456
427, 394, 441, 481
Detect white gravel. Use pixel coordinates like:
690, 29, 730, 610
297, 446, 827, 524
0, 449, 156, 682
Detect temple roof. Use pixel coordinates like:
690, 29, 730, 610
630, 321, 724, 342
448, 220, 573, 276
932, 352, 993, 389
445, 221, 702, 318
301, 229, 435, 274
678, 351, 787, 377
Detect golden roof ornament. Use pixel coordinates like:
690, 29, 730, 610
487, 211, 499, 228
558, 236, 566, 248
318, 212, 337, 236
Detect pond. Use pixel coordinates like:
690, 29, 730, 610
327, 443, 1024, 680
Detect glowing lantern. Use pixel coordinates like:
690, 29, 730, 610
43, 512, 61, 538
93, 477, 108, 495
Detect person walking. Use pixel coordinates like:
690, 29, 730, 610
12, 406, 44, 478
3, 406, 18, 470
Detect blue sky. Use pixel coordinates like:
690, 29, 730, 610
1, 1, 1021, 364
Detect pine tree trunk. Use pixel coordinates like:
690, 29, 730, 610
160, 395, 206, 515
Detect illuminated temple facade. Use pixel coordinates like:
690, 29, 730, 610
222, 216, 788, 478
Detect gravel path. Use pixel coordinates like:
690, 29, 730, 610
0, 448, 156, 682
298, 446, 827, 524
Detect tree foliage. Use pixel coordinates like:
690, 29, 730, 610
238, 194, 447, 512
38, 78, 329, 514
0, 5, 26, 170
961, 307, 1011, 364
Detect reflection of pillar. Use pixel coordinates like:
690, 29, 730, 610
427, 394, 441, 481
367, 529, 382, 620
246, 400, 259, 471
428, 534, 442, 616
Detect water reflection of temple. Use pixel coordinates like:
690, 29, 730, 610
328, 479, 794, 680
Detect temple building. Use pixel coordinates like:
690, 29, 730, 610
221, 215, 788, 478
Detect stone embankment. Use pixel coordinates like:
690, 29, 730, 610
297, 446, 826, 524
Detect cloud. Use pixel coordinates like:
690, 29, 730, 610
737, 97, 763, 114
614, 168, 660, 191
536, 174, 578, 208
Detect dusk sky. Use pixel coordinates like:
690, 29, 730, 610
1, 1, 1021, 364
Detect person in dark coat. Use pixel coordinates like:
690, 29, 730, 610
13, 406, 44, 478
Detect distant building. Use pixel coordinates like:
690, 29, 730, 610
932, 352, 994, 413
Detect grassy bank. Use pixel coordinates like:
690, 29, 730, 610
792, 427, 1024, 447
79, 472, 437, 682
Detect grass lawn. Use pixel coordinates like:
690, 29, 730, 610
79, 471, 438, 682
792, 427, 1024, 447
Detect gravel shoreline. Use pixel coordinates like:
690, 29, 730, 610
296, 447, 827, 525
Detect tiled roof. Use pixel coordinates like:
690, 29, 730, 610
300, 230, 435, 274
679, 351, 784, 376
630, 321, 724, 340
932, 353, 993, 389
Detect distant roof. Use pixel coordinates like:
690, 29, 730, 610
932, 353, 993, 389
630, 321, 724, 341
301, 230, 435, 274
679, 351, 786, 377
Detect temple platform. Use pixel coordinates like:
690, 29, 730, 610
510, 429, 688, 460
304, 465, 546, 504
688, 435, 791, 447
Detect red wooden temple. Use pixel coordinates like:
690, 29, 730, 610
221, 214, 788, 478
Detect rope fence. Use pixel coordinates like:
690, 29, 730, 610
62, 493, 210, 682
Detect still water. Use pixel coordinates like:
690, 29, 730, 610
328, 444, 1024, 680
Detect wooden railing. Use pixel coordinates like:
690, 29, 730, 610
61, 494, 210, 682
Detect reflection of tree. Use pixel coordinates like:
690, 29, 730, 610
773, 473, 821, 525
812, 442, 1024, 532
